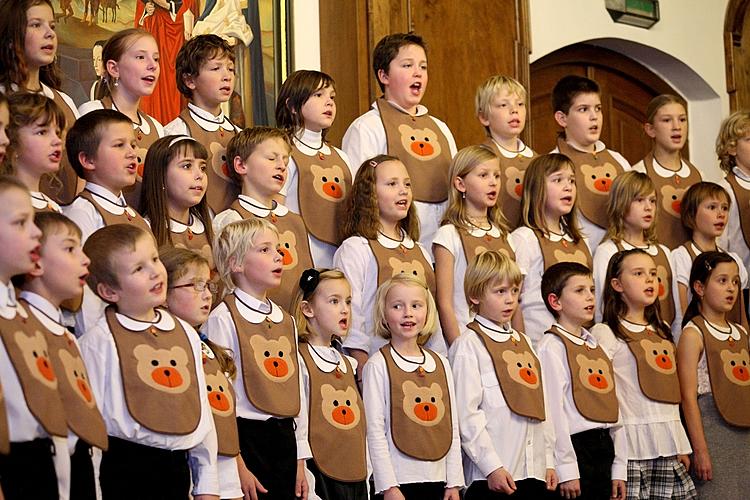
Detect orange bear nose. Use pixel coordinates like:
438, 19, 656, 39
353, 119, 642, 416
519, 368, 538, 385
209, 391, 231, 412
278, 248, 293, 266
137, 163, 145, 179
77, 379, 93, 403
671, 200, 681, 214
413, 402, 438, 421
594, 178, 612, 193
263, 357, 289, 378
658, 282, 665, 297
36, 357, 56, 382
332, 406, 355, 425
656, 355, 673, 370
588, 373, 609, 389
151, 367, 184, 388
322, 181, 343, 199
733, 365, 750, 382
221, 162, 229, 177
410, 141, 434, 157
514, 183, 523, 197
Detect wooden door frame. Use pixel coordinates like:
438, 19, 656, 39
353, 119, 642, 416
724, 0, 750, 111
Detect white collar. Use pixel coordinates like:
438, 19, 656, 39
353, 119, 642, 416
650, 157, 691, 178
386, 345, 437, 373
731, 166, 750, 186
237, 195, 288, 218
109, 99, 152, 135
618, 318, 658, 334
30, 191, 61, 212
546, 224, 573, 243
293, 128, 332, 156
20, 291, 66, 335
616, 239, 658, 256
491, 138, 534, 159
688, 241, 725, 256
114, 308, 176, 332
84, 183, 137, 217
374, 99, 428, 117
170, 215, 206, 235
467, 223, 501, 238
304, 344, 349, 374
376, 230, 415, 250
563, 140, 606, 154
187, 102, 236, 132
474, 315, 520, 343
553, 323, 597, 348
233, 288, 283, 324
701, 318, 742, 342
0, 282, 26, 320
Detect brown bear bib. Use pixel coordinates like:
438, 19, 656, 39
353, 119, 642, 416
170, 218, 214, 271
201, 341, 240, 457
642, 154, 701, 249
101, 96, 160, 209
0, 380, 8, 454
293, 144, 352, 246
377, 98, 451, 203
106, 307, 201, 434
483, 139, 536, 230
692, 316, 750, 427
467, 321, 546, 420
228, 199, 314, 310
0, 304, 67, 437
76, 190, 152, 234
458, 226, 515, 265
299, 345, 367, 482
223, 295, 301, 417
546, 326, 619, 423
33, 306, 109, 449
617, 322, 681, 404
557, 138, 625, 229
178, 108, 240, 213
367, 237, 436, 296
380, 346, 453, 461
534, 230, 592, 271
725, 172, 750, 250
39, 88, 80, 206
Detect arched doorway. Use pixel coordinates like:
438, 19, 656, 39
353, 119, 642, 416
725, 0, 750, 111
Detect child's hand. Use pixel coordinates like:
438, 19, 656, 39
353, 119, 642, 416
610, 479, 626, 500
545, 468, 559, 491
559, 478, 581, 499
383, 486, 406, 500
295, 460, 309, 499
692, 448, 713, 481
678, 454, 690, 470
236, 457, 268, 500
487, 467, 516, 494
443, 486, 460, 500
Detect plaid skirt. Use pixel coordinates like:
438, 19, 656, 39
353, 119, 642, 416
626, 456, 696, 500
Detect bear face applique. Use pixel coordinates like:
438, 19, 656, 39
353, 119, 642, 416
505, 166, 524, 201
175, 242, 214, 269
388, 257, 427, 282
310, 164, 347, 202
638, 338, 677, 375
58, 349, 96, 407
133, 344, 192, 394
575, 354, 614, 394
580, 163, 619, 195
209, 142, 232, 182
13, 329, 57, 388
277, 230, 299, 270
135, 147, 149, 181
660, 185, 685, 218
320, 384, 361, 430
205, 369, 235, 417
501, 350, 540, 389
656, 265, 670, 301
401, 380, 446, 427
720, 349, 750, 385
397, 124, 442, 161
249, 335, 296, 382
553, 249, 589, 266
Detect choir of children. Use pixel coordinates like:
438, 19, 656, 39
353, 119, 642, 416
0, 21, 749, 500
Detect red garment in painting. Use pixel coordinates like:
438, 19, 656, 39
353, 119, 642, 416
135, 0, 194, 124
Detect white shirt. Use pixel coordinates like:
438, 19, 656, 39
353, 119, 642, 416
450, 317, 554, 486
536, 325, 627, 483
280, 128, 355, 267
164, 102, 239, 137
200, 288, 312, 460
333, 232, 445, 356
510, 226, 592, 346
720, 166, 750, 271
591, 321, 691, 460
78, 99, 164, 138
362, 347, 463, 493
550, 141, 631, 249
342, 100, 458, 257
78, 308, 219, 496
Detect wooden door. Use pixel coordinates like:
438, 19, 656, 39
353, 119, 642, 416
725, 0, 750, 111
529, 45, 681, 164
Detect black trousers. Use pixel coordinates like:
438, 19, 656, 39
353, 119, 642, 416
70, 439, 96, 500
373, 482, 445, 500
0, 438, 58, 500
465, 478, 554, 500
237, 417, 297, 499
567, 428, 615, 500
99, 436, 190, 500
306, 458, 367, 500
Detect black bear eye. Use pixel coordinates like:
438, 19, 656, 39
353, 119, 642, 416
74, 370, 79, 377
605, 173, 611, 177
653, 350, 658, 356
424, 137, 430, 142
221, 154, 227, 161
346, 399, 351, 406
731, 360, 737, 366
415, 397, 422, 403
515, 178, 521, 183
412, 270, 418, 276
591, 175, 596, 180
598, 369, 603, 374
410, 136, 416, 141
333, 399, 339, 407
285, 243, 290, 248
32, 350, 38, 358
334, 177, 339, 182
588, 368, 593, 373
170, 359, 177, 367
207, 385, 213, 391
527, 363, 533, 368
516, 362, 522, 368
263, 350, 270, 357
672, 195, 677, 200
663, 350, 669, 355
430, 396, 436, 403
322, 176, 327, 182
151, 359, 159, 366
278, 351, 284, 357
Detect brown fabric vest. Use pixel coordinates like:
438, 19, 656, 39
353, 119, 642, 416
170, 221, 214, 271
557, 138, 626, 229
223, 295, 301, 417
642, 154, 702, 249
32, 303, 109, 449
292, 144, 352, 245
39, 88, 80, 205
483, 139, 537, 230
616, 323, 681, 404
725, 172, 750, 249
0, 304, 67, 437
377, 98, 451, 203
367, 238, 436, 296
106, 307, 201, 434
228, 200, 314, 311
76, 190, 152, 234
178, 108, 240, 214
692, 316, 750, 427
467, 322, 546, 420
613, 241, 675, 325
299, 346, 367, 482
545, 326, 619, 423
200, 340, 240, 457
0, 380, 8, 454
380, 346, 452, 461
101, 96, 160, 209
458, 226, 515, 265
533, 230, 592, 271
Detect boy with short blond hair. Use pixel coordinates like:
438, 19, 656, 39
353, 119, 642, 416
165, 34, 242, 213
475, 75, 536, 229
551, 76, 631, 248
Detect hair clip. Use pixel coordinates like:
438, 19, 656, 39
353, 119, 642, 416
299, 268, 321, 298
368, 159, 379, 168
705, 261, 713, 272
168, 135, 197, 148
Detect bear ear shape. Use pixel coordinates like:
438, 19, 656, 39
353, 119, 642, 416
388, 257, 401, 269
429, 382, 442, 397
320, 383, 336, 399
575, 353, 589, 366
310, 164, 323, 175
639, 338, 653, 352
133, 344, 155, 361
501, 349, 517, 364
402, 379, 418, 393
278, 336, 292, 350
398, 123, 413, 135
720, 349, 732, 363
249, 334, 266, 351
168, 346, 188, 363
344, 385, 358, 398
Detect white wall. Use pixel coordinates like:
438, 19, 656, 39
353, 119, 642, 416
292, 0, 321, 71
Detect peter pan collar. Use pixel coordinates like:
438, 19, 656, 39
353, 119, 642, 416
564, 140, 606, 154
546, 224, 574, 243
237, 195, 288, 218
386, 344, 437, 373
293, 129, 332, 156
0, 282, 27, 321
30, 191, 61, 213
170, 215, 206, 235
651, 157, 691, 179
114, 308, 176, 332
467, 223, 502, 239
553, 323, 598, 348
474, 315, 520, 343
305, 344, 350, 374
617, 240, 658, 256
491, 138, 534, 159
701, 318, 742, 342
731, 167, 750, 186
84, 183, 137, 217
376, 230, 416, 250
374, 100, 428, 117
20, 291, 66, 335
233, 288, 283, 324
619, 318, 659, 334
187, 103, 237, 132
109, 99, 152, 135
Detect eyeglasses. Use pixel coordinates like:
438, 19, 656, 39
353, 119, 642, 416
169, 280, 218, 294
